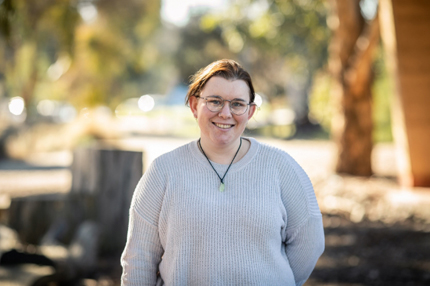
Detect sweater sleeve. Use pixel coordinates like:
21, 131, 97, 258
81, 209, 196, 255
121, 159, 166, 286
279, 154, 325, 286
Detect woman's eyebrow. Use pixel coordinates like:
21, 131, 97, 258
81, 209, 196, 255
208, 95, 247, 102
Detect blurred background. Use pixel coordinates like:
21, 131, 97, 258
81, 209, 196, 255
0, 0, 429, 285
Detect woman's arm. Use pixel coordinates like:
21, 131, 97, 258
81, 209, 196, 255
121, 160, 166, 285
284, 215, 325, 286
279, 153, 325, 286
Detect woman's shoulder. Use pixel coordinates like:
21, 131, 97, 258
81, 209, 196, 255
150, 141, 194, 169
251, 138, 310, 183
251, 138, 298, 166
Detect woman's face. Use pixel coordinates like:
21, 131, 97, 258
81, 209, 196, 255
190, 76, 256, 149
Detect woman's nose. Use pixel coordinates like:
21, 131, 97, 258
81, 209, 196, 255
218, 102, 232, 118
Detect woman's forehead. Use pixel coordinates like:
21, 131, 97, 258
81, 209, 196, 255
202, 76, 250, 99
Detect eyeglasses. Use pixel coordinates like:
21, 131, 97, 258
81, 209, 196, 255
196, 95, 254, 115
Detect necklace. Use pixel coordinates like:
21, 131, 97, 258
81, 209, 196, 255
198, 137, 242, 192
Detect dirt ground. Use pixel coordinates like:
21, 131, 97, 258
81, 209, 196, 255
1, 136, 429, 285
308, 214, 430, 286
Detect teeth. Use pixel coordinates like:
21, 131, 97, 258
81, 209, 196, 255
215, 123, 232, 129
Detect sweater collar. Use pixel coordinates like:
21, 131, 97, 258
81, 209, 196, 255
189, 137, 259, 173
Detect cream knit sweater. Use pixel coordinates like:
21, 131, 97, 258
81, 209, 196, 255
121, 137, 324, 286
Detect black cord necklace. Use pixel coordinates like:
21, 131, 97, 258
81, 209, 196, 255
198, 137, 242, 192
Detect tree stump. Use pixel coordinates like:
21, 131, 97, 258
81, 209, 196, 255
8, 193, 67, 245
7, 146, 143, 258
69, 147, 144, 257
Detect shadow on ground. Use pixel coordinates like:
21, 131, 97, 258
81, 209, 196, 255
0, 159, 66, 171
306, 214, 430, 286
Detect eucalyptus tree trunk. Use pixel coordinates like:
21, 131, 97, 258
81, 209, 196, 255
329, 0, 380, 176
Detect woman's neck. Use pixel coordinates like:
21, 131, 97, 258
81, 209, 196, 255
199, 137, 250, 165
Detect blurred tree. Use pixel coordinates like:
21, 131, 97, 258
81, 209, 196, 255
2, 0, 330, 129
64, 0, 163, 109
328, 0, 379, 176
0, 0, 162, 116
173, 16, 233, 84
0, 0, 13, 44
0, 0, 80, 110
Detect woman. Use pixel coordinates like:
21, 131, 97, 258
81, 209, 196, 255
121, 59, 324, 286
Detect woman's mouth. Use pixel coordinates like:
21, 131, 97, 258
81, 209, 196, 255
213, 122, 234, 129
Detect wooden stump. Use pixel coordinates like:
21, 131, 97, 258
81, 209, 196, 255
8, 193, 67, 245
69, 147, 143, 257
7, 147, 143, 258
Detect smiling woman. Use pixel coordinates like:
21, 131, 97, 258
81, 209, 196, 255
121, 59, 325, 286
189, 76, 255, 159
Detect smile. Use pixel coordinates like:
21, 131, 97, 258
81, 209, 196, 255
213, 123, 234, 129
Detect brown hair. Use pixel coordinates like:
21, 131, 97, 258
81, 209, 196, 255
185, 59, 255, 106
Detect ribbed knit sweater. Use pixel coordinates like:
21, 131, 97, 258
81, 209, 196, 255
121, 137, 324, 286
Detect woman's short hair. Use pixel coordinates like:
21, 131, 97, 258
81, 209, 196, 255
185, 59, 255, 106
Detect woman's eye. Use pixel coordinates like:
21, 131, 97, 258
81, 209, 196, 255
209, 100, 222, 105
232, 101, 245, 107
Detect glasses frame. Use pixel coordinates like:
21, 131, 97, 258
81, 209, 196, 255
195, 95, 255, 116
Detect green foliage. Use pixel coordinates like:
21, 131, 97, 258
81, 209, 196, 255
0, 0, 81, 112
0, 0, 14, 41
0, 0, 163, 112
1, 0, 332, 125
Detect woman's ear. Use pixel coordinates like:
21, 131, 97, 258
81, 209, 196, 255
247, 104, 257, 120
189, 96, 198, 118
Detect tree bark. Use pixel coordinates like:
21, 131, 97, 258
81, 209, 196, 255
329, 0, 380, 176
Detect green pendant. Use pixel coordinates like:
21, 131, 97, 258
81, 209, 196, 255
219, 183, 225, 192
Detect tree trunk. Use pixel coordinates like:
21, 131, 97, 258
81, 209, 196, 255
329, 0, 380, 176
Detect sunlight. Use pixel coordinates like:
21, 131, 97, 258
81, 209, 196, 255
161, 0, 226, 26
8, 97, 25, 116
138, 95, 155, 112
254, 93, 263, 108
78, 2, 98, 24
360, 0, 378, 20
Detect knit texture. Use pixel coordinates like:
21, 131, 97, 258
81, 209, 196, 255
121, 137, 324, 286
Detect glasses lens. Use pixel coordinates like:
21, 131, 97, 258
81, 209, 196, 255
204, 96, 249, 115
230, 100, 248, 115
206, 97, 223, 112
